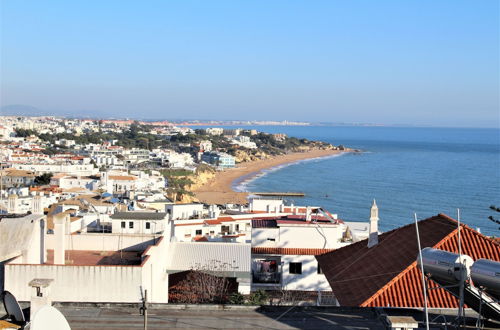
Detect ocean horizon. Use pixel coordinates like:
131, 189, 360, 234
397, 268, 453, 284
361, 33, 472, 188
195, 125, 500, 236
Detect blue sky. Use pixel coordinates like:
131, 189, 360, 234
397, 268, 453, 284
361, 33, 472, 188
1, 1, 498, 127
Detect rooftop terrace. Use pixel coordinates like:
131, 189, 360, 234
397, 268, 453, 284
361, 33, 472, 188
44, 249, 142, 266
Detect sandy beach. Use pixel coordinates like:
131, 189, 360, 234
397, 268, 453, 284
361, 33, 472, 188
193, 148, 347, 204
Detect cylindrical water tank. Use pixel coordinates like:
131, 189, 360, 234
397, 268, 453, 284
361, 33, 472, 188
417, 247, 474, 283
471, 259, 500, 299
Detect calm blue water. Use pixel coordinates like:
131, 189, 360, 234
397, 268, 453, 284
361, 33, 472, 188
219, 126, 500, 236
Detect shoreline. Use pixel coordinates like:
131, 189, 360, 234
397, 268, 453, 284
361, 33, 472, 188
192, 148, 350, 205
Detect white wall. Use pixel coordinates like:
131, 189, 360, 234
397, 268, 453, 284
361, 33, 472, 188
45, 233, 157, 252
111, 219, 167, 235
278, 225, 345, 249
166, 204, 204, 220
252, 224, 346, 249
5, 235, 170, 304
139, 237, 170, 303
250, 199, 283, 212
5, 263, 143, 303
281, 255, 331, 291
251, 228, 279, 247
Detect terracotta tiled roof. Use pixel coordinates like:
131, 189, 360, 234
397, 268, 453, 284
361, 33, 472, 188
109, 175, 136, 181
317, 214, 500, 308
253, 247, 333, 256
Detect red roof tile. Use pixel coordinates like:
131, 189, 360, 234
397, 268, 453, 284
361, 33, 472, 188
317, 214, 500, 308
253, 247, 333, 256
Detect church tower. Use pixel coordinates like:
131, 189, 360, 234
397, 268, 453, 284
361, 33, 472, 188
367, 199, 379, 248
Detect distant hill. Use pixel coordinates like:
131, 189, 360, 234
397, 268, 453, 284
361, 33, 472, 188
0, 104, 52, 116
0, 104, 98, 118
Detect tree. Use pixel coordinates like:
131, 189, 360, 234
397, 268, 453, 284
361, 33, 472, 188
487, 205, 500, 230
169, 260, 235, 303
34, 173, 53, 185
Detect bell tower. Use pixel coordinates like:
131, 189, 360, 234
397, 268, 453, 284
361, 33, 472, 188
367, 199, 379, 248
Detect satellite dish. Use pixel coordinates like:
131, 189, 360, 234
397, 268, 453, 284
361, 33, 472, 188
1, 291, 25, 324
31, 306, 71, 330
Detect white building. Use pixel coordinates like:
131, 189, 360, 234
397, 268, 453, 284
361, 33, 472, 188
11, 163, 97, 176
110, 211, 169, 235
165, 203, 204, 220
166, 242, 251, 294
205, 127, 224, 136
4, 213, 170, 303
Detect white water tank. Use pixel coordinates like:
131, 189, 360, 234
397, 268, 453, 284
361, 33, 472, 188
418, 247, 474, 283
471, 259, 500, 299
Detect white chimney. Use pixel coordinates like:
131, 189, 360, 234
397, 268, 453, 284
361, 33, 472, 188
367, 199, 379, 248
7, 194, 18, 214
29, 278, 54, 320
54, 213, 68, 265
305, 206, 312, 221
32, 194, 43, 214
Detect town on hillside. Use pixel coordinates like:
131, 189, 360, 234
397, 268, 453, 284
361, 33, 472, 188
0, 115, 499, 329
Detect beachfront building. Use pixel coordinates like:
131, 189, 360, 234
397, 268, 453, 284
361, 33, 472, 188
151, 149, 194, 168
201, 151, 235, 169
205, 127, 224, 135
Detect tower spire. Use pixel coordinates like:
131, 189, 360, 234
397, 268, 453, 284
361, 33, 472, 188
368, 199, 379, 248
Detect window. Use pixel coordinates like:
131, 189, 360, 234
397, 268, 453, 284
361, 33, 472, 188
235, 224, 240, 232
145, 222, 151, 230
195, 229, 202, 235
289, 262, 302, 275
121, 221, 125, 228
129, 221, 134, 229
317, 263, 323, 274
267, 238, 276, 242
221, 225, 230, 233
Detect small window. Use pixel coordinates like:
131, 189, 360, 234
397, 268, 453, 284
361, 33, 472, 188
129, 221, 134, 229
145, 222, 151, 229
195, 229, 202, 235
121, 221, 125, 228
317, 264, 323, 274
235, 224, 239, 231
267, 238, 276, 242
289, 262, 302, 275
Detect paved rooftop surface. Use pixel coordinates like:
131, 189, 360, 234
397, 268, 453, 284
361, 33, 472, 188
44, 250, 142, 266
56, 306, 385, 329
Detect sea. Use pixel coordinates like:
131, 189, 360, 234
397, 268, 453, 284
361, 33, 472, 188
197, 125, 499, 237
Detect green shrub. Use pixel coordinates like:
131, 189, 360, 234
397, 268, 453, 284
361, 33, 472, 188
228, 292, 245, 305
248, 290, 268, 305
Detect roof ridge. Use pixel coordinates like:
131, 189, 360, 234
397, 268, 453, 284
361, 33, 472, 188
436, 214, 500, 248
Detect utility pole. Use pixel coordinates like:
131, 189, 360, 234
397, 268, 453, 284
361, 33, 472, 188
140, 289, 148, 330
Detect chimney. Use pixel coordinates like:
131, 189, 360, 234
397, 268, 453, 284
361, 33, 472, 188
367, 199, 379, 248
29, 278, 54, 320
32, 194, 43, 214
7, 194, 18, 214
305, 206, 312, 221
54, 213, 68, 265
